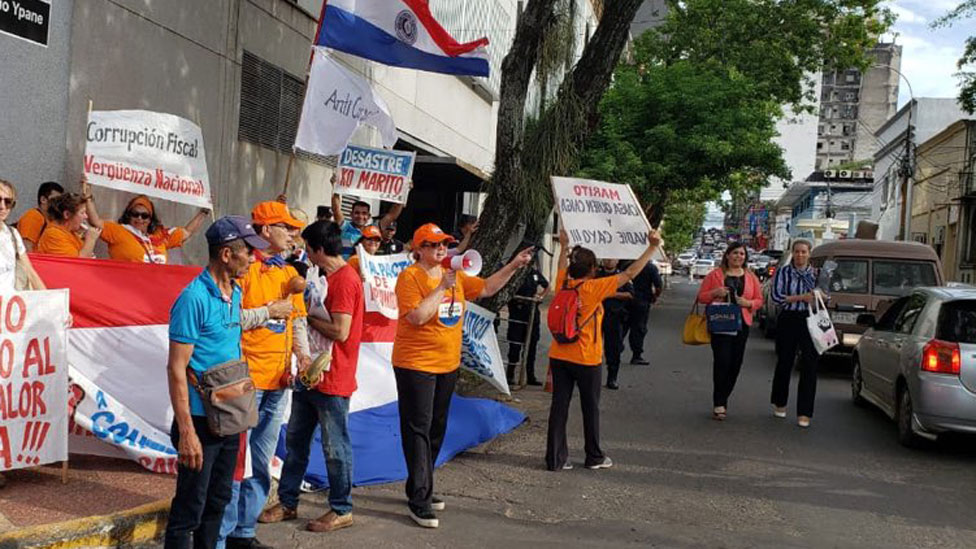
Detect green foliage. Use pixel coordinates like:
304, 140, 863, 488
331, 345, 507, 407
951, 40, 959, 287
661, 197, 707, 254
933, 1, 976, 113
640, 0, 894, 111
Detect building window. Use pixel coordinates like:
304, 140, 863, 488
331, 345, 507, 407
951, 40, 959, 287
841, 141, 850, 151
842, 124, 851, 135
238, 51, 304, 153
817, 141, 824, 150
845, 92, 857, 102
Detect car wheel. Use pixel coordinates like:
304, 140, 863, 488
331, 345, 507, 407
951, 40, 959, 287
851, 357, 866, 407
896, 387, 923, 448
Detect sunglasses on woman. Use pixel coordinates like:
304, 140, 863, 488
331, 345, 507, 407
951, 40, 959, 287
0, 197, 15, 209
128, 211, 151, 220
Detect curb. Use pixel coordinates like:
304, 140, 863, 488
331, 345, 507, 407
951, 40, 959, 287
0, 499, 170, 549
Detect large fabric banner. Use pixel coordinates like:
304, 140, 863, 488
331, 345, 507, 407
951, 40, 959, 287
84, 110, 212, 209
461, 303, 510, 395
552, 176, 652, 260
359, 248, 411, 320
337, 145, 415, 204
294, 48, 397, 157
0, 290, 70, 472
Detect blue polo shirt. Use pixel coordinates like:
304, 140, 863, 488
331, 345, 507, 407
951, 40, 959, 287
169, 268, 243, 416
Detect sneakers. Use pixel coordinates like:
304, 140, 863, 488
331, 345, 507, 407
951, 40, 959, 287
431, 497, 446, 511
772, 405, 787, 418
631, 356, 650, 365
586, 457, 613, 470
226, 537, 274, 549
606, 380, 619, 390
306, 510, 354, 532
797, 416, 812, 428
258, 503, 297, 524
561, 461, 574, 470
409, 506, 439, 528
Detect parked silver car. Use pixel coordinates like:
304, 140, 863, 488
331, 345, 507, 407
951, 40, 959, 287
852, 287, 976, 446
692, 259, 715, 278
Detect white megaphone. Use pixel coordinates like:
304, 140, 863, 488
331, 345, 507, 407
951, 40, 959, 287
441, 249, 483, 276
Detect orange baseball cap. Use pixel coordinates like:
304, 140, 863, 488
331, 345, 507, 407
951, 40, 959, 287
251, 201, 304, 228
360, 225, 381, 239
412, 223, 456, 248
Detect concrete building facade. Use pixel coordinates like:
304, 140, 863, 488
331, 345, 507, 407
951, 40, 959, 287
815, 43, 901, 170
1, 0, 598, 265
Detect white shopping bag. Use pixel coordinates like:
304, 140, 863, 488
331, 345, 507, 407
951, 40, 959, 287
806, 290, 839, 355
304, 264, 334, 367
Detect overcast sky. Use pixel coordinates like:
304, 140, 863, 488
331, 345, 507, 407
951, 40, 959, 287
888, 0, 970, 106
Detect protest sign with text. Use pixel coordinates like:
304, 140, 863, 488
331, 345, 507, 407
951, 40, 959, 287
359, 247, 411, 320
0, 290, 69, 472
84, 110, 212, 209
337, 145, 415, 204
461, 303, 510, 395
551, 176, 652, 260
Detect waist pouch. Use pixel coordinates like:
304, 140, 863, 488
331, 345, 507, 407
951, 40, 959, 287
189, 360, 258, 437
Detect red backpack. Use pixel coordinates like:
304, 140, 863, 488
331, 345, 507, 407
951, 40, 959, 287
547, 280, 597, 344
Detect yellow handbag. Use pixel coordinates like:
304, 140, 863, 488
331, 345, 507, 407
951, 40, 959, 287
682, 301, 711, 345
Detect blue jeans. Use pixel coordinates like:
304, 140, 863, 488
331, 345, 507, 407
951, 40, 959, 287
277, 390, 353, 515
217, 389, 286, 545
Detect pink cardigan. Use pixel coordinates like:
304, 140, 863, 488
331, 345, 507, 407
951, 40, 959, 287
696, 268, 764, 326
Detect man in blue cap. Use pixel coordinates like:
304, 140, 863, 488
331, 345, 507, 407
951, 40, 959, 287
163, 216, 273, 549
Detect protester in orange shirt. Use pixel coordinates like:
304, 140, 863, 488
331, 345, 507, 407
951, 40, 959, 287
17, 181, 63, 251
80, 180, 209, 264
545, 228, 661, 473
346, 224, 382, 279
392, 222, 533, 529
36, 193, 101, 257
219, 201, 310, 549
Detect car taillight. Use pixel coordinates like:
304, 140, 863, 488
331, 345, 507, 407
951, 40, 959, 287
767, 266, 776, 276
921, 339, 961, 375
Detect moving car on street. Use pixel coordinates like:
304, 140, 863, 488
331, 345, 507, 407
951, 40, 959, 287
853, 287, 976, 446
692, 258, 715, 278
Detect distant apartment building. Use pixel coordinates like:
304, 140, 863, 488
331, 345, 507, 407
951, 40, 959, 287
816, 43, 901, 170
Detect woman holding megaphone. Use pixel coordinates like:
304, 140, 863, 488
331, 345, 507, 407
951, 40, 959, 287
393, 222, 533, 529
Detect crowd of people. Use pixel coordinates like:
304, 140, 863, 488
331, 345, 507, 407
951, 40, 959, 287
2, 173, 675, 548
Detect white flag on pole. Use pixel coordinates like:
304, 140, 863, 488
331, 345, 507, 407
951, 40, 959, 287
294, 48, 397, 156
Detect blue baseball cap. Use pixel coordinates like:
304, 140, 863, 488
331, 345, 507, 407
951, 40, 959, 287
205, 215, 269, 249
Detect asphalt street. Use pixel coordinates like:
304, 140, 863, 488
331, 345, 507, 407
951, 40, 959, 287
162, 280, 976, 548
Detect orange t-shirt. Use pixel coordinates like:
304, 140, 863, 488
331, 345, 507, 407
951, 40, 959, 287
100, 221, 186, 263
392, 263, 486, 373
238, 261, 308, 390
548, 269, 621, 366
36, 225, 83, 257
17, 208, 46, 246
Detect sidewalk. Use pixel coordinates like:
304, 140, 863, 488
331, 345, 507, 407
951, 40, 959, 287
0, 454, 173, 547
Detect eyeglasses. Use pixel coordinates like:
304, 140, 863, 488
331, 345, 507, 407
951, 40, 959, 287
128, 211, 151, 220
421, 241, 448, 249
270, 223, 292, 230
0, 197, 15, 209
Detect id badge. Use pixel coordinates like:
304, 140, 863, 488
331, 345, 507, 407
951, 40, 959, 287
438, 298, 463, 327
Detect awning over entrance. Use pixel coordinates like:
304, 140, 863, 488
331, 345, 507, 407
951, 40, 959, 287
413, 155, 488, 193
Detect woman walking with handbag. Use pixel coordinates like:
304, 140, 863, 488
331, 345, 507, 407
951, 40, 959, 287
769, 239, 821, 428
696, 242, 762, 421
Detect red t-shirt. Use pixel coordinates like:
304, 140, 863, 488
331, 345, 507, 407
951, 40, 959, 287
317, 264, 364, 397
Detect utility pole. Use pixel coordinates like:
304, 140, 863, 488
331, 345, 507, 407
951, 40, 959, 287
898, 105, 915, 241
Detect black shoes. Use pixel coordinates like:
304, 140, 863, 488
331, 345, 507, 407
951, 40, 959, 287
226, 537, 274, 549
631, 356, 650, 365
606, 380, 619, 390
409, 506, 439, 528
527, 379, 543, 386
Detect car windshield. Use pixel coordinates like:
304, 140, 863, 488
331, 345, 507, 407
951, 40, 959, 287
696, 260, 712, 265
937, 300, 976, 344
872, 261, 938, 296
827, 259, 868, 293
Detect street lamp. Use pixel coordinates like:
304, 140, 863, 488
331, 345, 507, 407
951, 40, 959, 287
873, 63, 915, 241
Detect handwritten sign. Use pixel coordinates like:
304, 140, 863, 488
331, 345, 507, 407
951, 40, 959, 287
551, 176, 651, 259
359, 248, 411, 319
0, 290, 69, 472
84, 110, 212, 209
336, 145, 415, 204
460, 303, 509, 395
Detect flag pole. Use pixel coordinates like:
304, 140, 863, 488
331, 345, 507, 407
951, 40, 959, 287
282, 0, 331, 197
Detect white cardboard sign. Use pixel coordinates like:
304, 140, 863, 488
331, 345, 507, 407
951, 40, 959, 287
551, 176, 651, 260
337, 145, 415, 204
359, 248, 412, 320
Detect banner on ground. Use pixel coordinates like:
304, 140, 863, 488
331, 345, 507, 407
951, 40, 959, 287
294, 48, 398, 157
0, 290, 69, 473
461, 303, 510, 395
84, 110, 212, 209
551, 176, 652, 260
359, 247, 411, 320
337, 145, 415, 204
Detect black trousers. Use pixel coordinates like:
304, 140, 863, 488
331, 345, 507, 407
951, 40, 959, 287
164, 416, 240, 549
710, 325, 750, 407
506, 304, 541, 383
624, 300, 651, 360
772, 310, 820, 417
545, 359, 605, 470
394, 367, 459, 512
602, 309, 626, 384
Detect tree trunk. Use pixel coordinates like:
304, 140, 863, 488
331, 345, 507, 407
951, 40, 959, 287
474, 0, 644, 311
